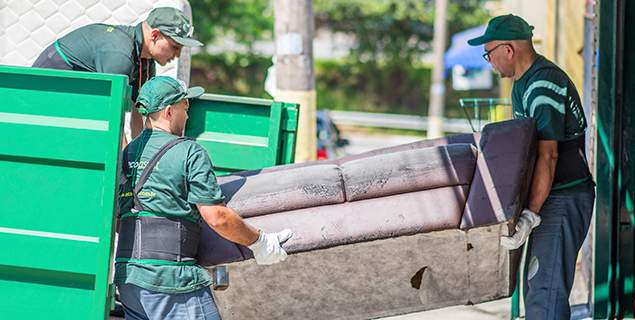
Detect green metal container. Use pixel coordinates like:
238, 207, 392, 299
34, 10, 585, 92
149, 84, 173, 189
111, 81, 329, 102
0, 65, 127, 319
595, 0, 635, 317
0, 65, 299, 318
185, 93, 299, 176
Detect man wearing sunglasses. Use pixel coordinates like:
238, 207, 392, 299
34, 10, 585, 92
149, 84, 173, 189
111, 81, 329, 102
468, 14, 595, 320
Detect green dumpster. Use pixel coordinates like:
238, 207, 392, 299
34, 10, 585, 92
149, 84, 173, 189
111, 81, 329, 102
0, 65, 300, 318
186, 93, 299, 175
0, 65, 127, 319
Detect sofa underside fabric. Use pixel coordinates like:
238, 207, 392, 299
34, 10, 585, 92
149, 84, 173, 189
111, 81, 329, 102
211, 225, 512, 320
194, 118, 536, 318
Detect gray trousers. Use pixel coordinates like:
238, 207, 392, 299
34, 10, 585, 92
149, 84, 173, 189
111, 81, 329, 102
118, 283, 221, 320
523, 185, 595, 319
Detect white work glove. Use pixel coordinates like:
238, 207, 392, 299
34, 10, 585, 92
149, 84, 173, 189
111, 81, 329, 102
500, 209, 541, 250
248, 229, 294, 265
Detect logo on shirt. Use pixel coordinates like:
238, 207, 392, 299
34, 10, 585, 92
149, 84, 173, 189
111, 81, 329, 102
127, 160, 161, 172
106, 26, 115, 32
128, 160, 148, 170
119, 190, 156, 199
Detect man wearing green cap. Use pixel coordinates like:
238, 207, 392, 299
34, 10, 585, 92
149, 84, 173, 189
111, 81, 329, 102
32, 7, 202, 141
468, 14, 595, 319
114, 76, 293, 319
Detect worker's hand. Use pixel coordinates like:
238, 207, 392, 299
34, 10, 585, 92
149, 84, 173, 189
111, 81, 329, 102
248, 229, 293, 265
500, 209, 541, 250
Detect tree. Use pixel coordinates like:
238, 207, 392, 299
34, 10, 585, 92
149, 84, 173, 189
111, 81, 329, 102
189, 0, 489, 59
188, 0, 495, 116
189, 0, 274, 49
313, 0, 490, 64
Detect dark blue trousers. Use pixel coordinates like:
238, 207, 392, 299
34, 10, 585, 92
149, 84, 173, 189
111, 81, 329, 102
523, 185, 595, 319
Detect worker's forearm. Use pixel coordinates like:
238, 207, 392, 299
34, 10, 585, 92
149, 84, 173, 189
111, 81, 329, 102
205, 207, 260, 246
130, 108, 144, 139
527, 154, 558, 213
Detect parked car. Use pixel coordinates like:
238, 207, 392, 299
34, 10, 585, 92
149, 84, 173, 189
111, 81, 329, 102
316, 110, 349, 160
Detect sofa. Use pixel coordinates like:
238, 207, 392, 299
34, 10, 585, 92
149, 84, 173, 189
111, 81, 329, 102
198, 118, 536, 319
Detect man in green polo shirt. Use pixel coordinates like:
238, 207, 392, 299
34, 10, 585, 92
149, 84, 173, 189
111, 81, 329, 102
32, 7, 202, 140
468, 14, 595, 319
114, 76, 293, 319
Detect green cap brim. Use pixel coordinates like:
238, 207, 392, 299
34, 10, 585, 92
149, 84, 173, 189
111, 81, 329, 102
467, 35, 491, 46
185, 86, 204, 99
171, 36, 203, 47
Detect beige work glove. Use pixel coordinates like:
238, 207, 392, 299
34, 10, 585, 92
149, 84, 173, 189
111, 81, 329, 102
500, 209, 541, 250
248, 229, 293, 265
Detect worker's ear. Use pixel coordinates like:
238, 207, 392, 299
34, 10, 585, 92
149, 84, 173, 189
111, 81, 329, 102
150, 29, 162, 42
163, 105, 173, 119
506, 41, 517, 60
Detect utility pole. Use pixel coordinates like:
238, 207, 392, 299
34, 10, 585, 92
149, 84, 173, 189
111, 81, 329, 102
427, 0, 448, 138
274, 0, 316, 162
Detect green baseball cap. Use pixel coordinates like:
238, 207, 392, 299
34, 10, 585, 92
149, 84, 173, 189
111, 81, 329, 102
136, 76, 204, 115
467, 14, 534, 46
146, 7, 203, 47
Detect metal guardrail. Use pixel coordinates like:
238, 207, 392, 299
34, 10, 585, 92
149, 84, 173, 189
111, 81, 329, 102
327, 110, 480, 134
459, 98, 512, 132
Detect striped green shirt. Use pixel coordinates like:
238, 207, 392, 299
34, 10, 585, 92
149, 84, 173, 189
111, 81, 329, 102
512, 55, 587, 141
512, 55, 593, 191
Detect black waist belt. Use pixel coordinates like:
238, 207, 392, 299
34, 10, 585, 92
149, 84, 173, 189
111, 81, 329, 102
553, 135, 592, 187
117, 137, 200, 265
116, 213, 200, 263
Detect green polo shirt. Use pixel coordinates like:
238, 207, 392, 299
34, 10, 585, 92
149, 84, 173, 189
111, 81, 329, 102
114, 129, 225, 294
512, 54, 592, 191
57, 23, 155, 101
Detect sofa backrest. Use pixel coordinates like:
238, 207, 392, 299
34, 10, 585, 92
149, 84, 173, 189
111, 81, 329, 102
201, 118, 536, 266
202, 143, 478, 266
217, 144, 478, 215
218, 164, 345, 218
341, 144, 476, 202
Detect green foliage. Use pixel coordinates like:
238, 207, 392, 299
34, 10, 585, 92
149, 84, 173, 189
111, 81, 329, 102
445, 0, 491, 37
314, 1, 434, 63
316, 59, 498, 117
189, 0, 273, 47
190, 54, 498, 118
188, 0, 495, 117
189, 0, 489, 59
190, 53, 271, 97
316, 60, 432, 113
313, 0, 490, 64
